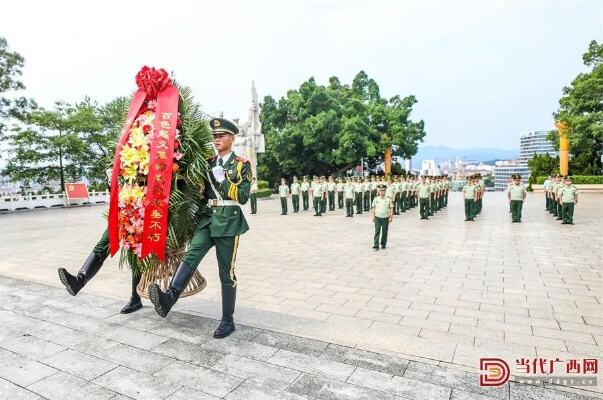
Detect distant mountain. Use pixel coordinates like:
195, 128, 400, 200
411, 145, 519, 164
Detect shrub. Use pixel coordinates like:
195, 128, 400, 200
536, 175, 603, 184
257, 180, 269, 189
256, 188, 273, 198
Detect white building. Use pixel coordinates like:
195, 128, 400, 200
493, 161, 529, 191
520, 130, 557, 163
420, 159, 439, 176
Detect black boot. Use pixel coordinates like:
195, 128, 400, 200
121, 271, 143, 314
58, 253, 104, 296
148, 262, 194, 318
214, 286, 236, 339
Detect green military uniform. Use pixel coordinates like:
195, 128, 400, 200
555, 182, 564, 220
249, 180, 258, 214
370, 179, 378, 202
336, 180, 345, 209
344, 181, 355, 217
321, 181, 328, 213
392, 180, 401, 215
372, 188, 393, 250
182, 152, 251, 286
290, 181, 300, 212
462, 181, 476, 221
560, 183, 577, 224
327, 180, 336, 211
301, 179, 310, 210
428, 180, 436, 216
279, 183, 289, 215
312, 180, 323, 216
418, 180, 431, 220
354, 180, 363, 214
508, 180, 526, 223
149, 117, 250, 340
363, 181, 371, 211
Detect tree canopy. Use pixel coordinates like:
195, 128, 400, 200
552, 40, 603, 175
258, 71, 426, 185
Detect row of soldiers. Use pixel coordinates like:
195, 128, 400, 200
543, 175, 579, 224
274, 175, 452, 220
461, 174, 486, 221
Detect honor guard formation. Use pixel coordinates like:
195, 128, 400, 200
271, 174, 453, 249
543, 175, 579, 224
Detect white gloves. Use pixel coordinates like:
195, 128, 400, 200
212, 165, 225, 183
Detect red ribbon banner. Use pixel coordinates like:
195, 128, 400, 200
140, 84, 179, 260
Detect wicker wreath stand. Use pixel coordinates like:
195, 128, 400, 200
136, 247, 206, 299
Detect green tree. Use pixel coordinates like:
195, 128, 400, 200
0, 36, 36, 136
258, 71, 426, 185
2, 97, 127, 191
552, 40, 603, 175
527, 153, 559, 185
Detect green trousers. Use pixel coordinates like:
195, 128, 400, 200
328, 191, 336, 211
371, 189, 377, 203
429, 194, 435, 215
364, 192, 371, 211
419, 198, 429, 219
393, 193, 400, 214
464, 199, 475, 220
510, 200, 523, 222
556, 202, 562, 219
401, 193, 407, 212
280, 197, 288, 215
321, 196, 327, 213
250, 193, 257, 214
562, 202, 574, 223
337, 191, 344, 208
302, 191, 309, 210
292, 194, 299, 212
313, 197, 322, 215
182, 225, 239, 288
373, 217, 389, 248
345, 198, 354, 216
355, 194, 363, 214
93, 229, 111, 260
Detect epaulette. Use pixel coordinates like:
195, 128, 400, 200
206, 155, 217, 161
235, 156, 250, 163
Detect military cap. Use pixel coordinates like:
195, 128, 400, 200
210, 117, 239, 135
377, 184, 387, 189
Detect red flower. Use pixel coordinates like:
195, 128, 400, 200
135, 66, 171, 98
143, 125, 151, 133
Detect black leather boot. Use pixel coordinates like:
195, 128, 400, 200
148, 262, 194, 318
214, 286, 236, 339
121, 271, 143, 314
57, 253, 104, 296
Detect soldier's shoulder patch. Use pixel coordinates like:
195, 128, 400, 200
235, 156, 250, 164
206, 155, 217, 161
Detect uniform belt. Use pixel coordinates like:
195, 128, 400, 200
209, 199, 240, 207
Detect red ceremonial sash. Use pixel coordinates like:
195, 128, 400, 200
108, 89, 147, 257
140, 84, 179, 260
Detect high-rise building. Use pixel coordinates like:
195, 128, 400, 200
493, 161, 530, 191
520, 130, 557, 163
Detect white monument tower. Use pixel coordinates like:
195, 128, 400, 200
232, 81, 265, 178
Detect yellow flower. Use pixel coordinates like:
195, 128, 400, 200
120, 144, 141, 167
122, 165, 138, 182
128, 127, 146, 148
138, 145, 150, 175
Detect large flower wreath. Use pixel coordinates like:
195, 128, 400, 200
108, 66, 213, 278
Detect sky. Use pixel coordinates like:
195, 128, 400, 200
1, 0, 601, 150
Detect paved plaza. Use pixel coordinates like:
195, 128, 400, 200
1, 192, 602, 399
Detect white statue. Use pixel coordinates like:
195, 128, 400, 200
232, 81, 265, 178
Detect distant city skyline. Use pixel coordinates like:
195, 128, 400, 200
1, 0, 601, 149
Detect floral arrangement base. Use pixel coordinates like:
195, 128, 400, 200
136, 248, 206, 299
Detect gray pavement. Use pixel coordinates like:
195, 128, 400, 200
0, 275, 601, 400
1, 192, 602, 398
